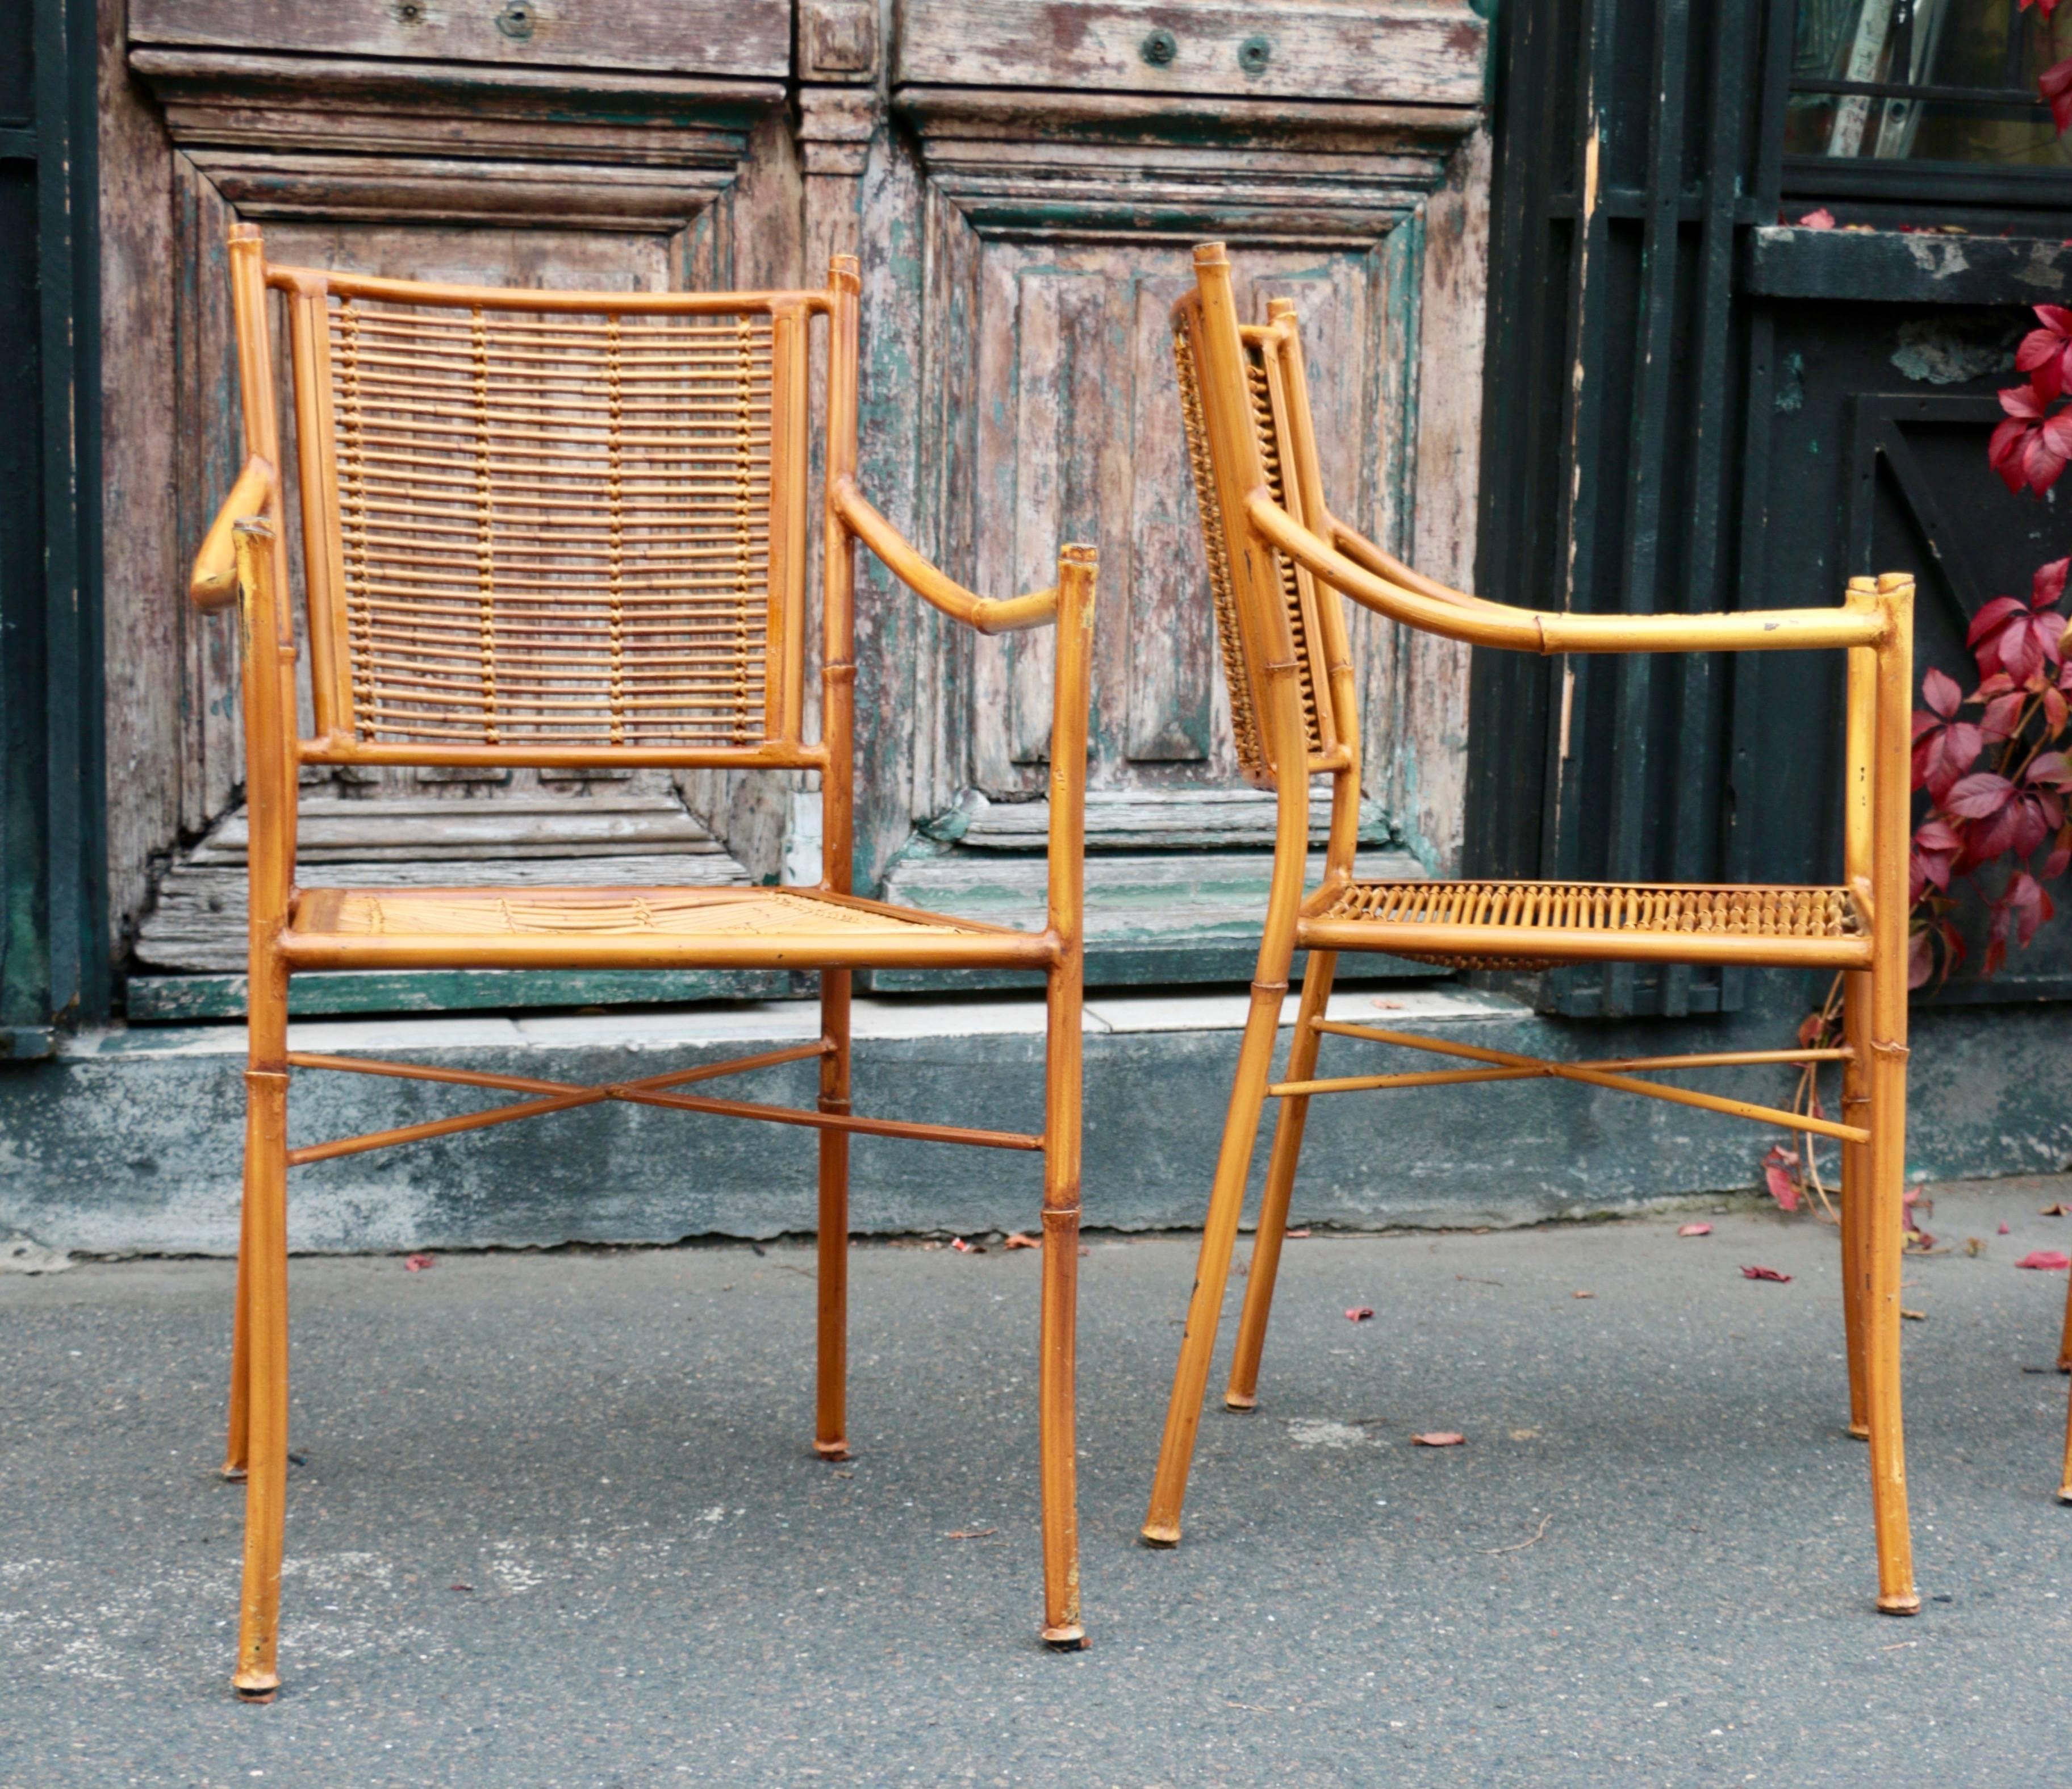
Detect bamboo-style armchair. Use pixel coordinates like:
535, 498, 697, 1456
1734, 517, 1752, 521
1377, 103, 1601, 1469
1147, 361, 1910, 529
190, 224, 1097, 1696
1142, 242, 1919, 1616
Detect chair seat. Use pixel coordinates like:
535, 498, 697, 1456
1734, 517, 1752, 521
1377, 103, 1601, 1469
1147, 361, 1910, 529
1298, 878, 1870, 970
283, 884, 1056, 973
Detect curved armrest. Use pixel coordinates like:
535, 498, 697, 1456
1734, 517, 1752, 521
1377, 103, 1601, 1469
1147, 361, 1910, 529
1250, 493, 1888, 657
189, 456, 276, 611
1323, 512, 1514, 619
834, 478, 1059, 635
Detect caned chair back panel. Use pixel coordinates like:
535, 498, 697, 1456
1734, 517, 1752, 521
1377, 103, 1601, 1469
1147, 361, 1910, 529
248, 262, 824, 765
1170, 287, 1344, 789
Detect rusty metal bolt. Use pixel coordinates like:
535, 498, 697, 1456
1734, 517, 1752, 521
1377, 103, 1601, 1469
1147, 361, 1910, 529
1140, 28, 1177, 66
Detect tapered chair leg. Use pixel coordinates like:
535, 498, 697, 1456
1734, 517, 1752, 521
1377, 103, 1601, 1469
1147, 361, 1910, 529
815, 969, 852, 1462
2059, 1343, 2072, 1502
1143, 983, 1286, 1546
1839, 968, 1871, 1441
2057, 1254, 2072, 1375
1225, 953, 1336, 1412
223, 1175, 254, 1481
1038, 964, 1085, 1646
232, 1067, 292, 1697
1862, 1008, 1919, 1614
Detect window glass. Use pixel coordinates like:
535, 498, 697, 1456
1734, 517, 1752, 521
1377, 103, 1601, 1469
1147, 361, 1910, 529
1788, 0, 2072, 165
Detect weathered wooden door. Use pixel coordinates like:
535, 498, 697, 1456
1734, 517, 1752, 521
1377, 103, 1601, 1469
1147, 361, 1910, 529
112, 2, 799, 1012
856, 2, 1494, 983
101, 0, 1493, 1010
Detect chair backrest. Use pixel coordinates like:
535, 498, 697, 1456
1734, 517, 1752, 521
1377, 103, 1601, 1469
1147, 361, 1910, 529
1169, 244, 1354, 790
226, 224, 843, 768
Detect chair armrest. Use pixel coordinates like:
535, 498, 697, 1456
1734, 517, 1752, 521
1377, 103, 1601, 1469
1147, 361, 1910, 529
189, 456, 276, 611
1323, 512, 1516, 619
1250, 491, 1888, 656
834, 478, 1059, 635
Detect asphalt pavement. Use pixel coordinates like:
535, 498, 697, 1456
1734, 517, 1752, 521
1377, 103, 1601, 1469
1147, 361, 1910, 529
7, 1174, 2072, 1787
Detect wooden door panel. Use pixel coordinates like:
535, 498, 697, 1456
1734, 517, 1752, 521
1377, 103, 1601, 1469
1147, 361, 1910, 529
131, 0, 792, 79
1124, 270, 1217, 768
960, 239, 1409, 807
895, 0, 1485, 106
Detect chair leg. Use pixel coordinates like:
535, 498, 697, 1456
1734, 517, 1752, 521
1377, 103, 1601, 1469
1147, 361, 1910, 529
815, 970, 851, 1462
2057, 1253, 2072, 1375
1862, 987, 1919, 1615
1038, 964, 1084, 1646
1225, 952, 1336, 1412
2059, 1333, 2072, 1502
223, 1169, 254, 1481
232, 1066, 291, 1697
1143, 983, 1285, 1546
1839, 968, 1871, 1441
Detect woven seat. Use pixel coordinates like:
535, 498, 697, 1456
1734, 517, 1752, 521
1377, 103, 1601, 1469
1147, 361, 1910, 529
283, 884, 1041, 972
1142, 242, 1922, 1620
1302, 878, 1866, 970
189, 228, 1099, 1694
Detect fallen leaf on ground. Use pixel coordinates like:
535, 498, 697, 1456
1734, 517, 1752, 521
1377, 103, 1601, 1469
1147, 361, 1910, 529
1678, 1223, 1712, 1237
1345, 1306, 1375, 1322
2018, 1251, 2072, 1271
1798, 207, 1837, 228
1903, 1230, 1938, 1254
1901, 1308, 1928, 1321
1285, 1228, 1311, 1239
1965, 1237, 1986, 1257
1002, 1233, 1038, 1250
1572, 1290, 1595, 1299
1412, 1431, 1466, 1447
1741, 1265, 1793, 1283
448, 1583, 474, 1592
404, 1254, 434, 1271
2001, 1223, 2013, 1235
1762, 1144, 1801, 1212
2045, 1204, 2072, 1217
1370, 999, 1403, 1011
950, 1237, 985, 1254
943, 1527, 997, 1540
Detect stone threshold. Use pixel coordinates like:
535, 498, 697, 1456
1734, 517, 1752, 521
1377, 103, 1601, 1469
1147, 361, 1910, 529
5, 987, 2068, 1257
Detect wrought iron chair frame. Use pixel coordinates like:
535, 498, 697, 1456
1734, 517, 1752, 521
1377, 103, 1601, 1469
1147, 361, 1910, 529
1142, 241, 1919, 1617
190, 224, 1097, 1695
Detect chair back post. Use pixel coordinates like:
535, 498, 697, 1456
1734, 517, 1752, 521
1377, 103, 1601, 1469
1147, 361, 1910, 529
1841, 577, 1879, 906
231, 518, 296, 1064
820, 255, 862, 896
226, 226, 300, 960
1045, 545, 1099, 952
1869, 574, 1914, 1033
1190, 244, 1314, 961
1264, 298, 1363, 887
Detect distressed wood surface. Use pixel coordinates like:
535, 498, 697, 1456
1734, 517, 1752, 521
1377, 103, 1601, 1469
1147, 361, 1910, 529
130, 0, 791, 79
879, 845, 1434, 989
99, 0, 183, 957
896, 0, 1485, 107
136, 797, 753, 973
934, 789, 1396, 851
1396, 126, 1490, 873
127, 966, 789, 1022
954, 240, 1419, 807
102, 4, 1490, 998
